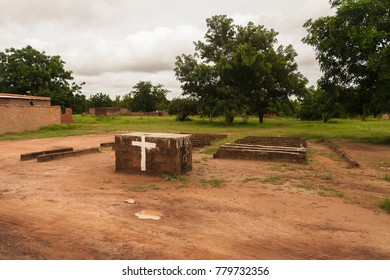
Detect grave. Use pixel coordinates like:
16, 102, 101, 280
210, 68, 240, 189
213, 136, 307, 164
115, 132, 192, 176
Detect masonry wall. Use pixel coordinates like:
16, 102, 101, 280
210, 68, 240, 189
0, 105, 61, 134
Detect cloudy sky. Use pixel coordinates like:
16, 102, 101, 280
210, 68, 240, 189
0, 0, 333, 99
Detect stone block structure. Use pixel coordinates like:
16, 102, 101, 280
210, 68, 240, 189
115, 132, 192, 176
214, 136, 307, 164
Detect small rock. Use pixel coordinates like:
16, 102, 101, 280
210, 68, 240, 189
135, 210, 162, 220
125, 199, 136, 204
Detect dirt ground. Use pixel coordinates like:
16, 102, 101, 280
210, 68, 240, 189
0, 133, 389, 260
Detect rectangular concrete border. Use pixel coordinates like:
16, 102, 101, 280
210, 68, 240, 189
20, 148, 73, 161
37, 147, 100, 162
325, 140, 360, 168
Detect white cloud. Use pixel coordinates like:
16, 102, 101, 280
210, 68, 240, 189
0, 0, 333, 98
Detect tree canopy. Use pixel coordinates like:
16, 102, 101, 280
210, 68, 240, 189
303, 0, 390, 118
175, 15, 308, 124
0, 45, 85, 112
89, 92, 113, 108
130, 81, 170, 112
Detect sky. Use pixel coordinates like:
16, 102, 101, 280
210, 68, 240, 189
0, 0, 334, 99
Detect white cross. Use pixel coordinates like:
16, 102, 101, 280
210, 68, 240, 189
131, 135, 156, 171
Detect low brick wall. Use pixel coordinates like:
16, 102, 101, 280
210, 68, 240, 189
0, 105, 61, 134
115, 132, 192, 176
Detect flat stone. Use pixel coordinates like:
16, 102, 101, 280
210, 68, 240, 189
135, 210, 162, 220
125, 199, 136, 204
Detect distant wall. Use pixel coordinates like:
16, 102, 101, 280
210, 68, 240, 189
0, 105, 61, 134
61, 108, 74, 124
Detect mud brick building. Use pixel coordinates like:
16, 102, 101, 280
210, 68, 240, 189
0, 93, 61, 134
115, 132, 192, 176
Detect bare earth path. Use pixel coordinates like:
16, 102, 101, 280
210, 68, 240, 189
0, 134, 389, 259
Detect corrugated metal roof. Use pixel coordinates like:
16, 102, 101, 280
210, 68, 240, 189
0, 93, 51, 101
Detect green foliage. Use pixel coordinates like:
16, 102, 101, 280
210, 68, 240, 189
298, 86, 341, 122
379, 198, 390, 214
89, 92, 113, 107
175, 15, 308, 125
167, 98, 198, 121
303, 0, 390, 118
0, 45, 86, 112
130, 81, 169, 112
384, 175, 390, 183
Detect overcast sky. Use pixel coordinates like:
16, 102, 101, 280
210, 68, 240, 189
0, 0, 333, 99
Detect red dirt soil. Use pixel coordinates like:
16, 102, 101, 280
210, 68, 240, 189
0, 134, 389, 260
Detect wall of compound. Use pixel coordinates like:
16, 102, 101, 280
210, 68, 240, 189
0, 105, 61, 134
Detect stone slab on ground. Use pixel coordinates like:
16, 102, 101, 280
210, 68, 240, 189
135, 210, 162, 220
115, 132, 192, 176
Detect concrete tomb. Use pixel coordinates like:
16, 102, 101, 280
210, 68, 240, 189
213, 136, 307, 164
115, 132, 192, 176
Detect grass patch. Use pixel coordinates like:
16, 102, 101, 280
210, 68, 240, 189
201, 178, 226, 188
318, 186, 346, 198
297, 182, 316, 190
125, 184, 159, 192
379, 198, 390, 214
384, 175, 390, 183
162, 174, 189, 183
175, 184, 190, 189
271, 163, 307, 172
260, 176, 285, 185
2, 115, 390, 144
241, 177, 261, 183
296, 182, 345, 198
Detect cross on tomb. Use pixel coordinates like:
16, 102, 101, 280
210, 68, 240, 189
131, 135, 156, 171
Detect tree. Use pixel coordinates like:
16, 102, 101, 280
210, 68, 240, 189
0, 45, 85, 111
175, 15, 308, 124
303, 0, 390, 118
298, 86, 340, 122
89, 93, 113, 107
130, 81, 169, 112
168, 98, 198, 121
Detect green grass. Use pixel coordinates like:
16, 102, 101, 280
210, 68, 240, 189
379, 198, 390, 214
201, 178, 226, 188
384, 175, 390, 183
124, 184, 159, 192
260, 176, 285, 185
1, 115, 390, 144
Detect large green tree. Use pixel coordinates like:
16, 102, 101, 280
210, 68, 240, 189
130, 81, 169, 112
0, 45, 85, 111
175, 15, 308, 124
303, 0, 390, 118
89, 92, 113, 107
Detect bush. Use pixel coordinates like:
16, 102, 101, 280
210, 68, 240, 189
167, 98, 198, 121
379, 198, 390, 214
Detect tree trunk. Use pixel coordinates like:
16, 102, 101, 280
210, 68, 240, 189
258, 112, 264, 123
